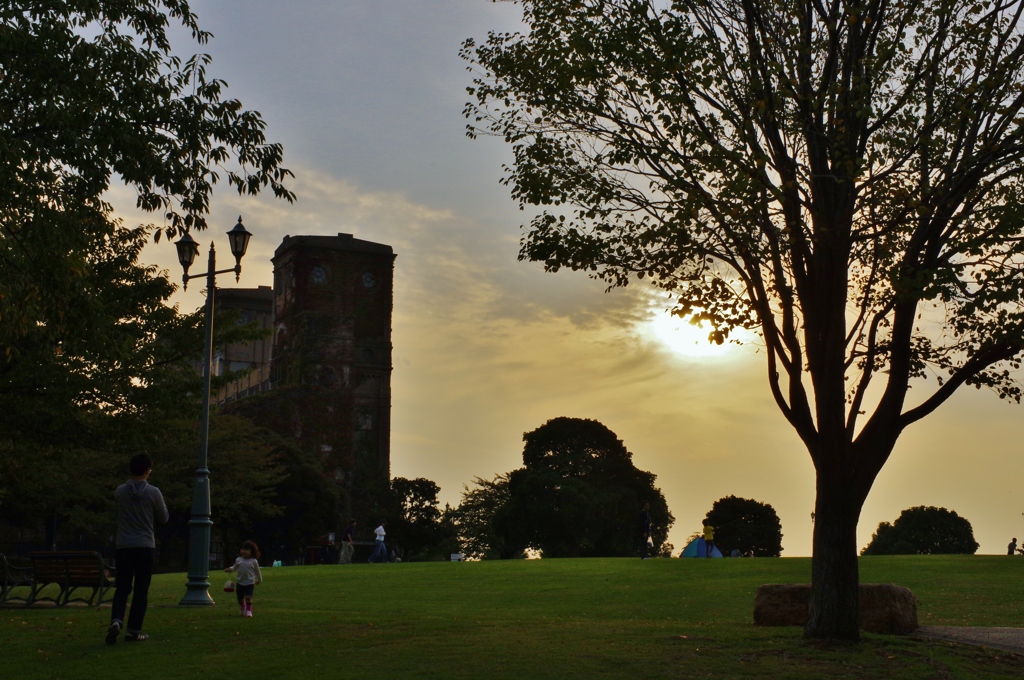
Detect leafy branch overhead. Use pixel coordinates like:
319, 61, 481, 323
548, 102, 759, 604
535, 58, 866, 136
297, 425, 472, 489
0, 0, 294, 244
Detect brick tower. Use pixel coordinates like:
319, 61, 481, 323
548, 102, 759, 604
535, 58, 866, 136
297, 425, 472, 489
265, 233, 395, 514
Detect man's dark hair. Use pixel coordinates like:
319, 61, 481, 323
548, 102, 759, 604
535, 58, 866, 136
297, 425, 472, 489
130, 454, 153, 477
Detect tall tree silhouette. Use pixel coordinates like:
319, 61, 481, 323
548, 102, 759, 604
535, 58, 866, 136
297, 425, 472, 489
493, 417, 672, 557
466, 0, 1024, 638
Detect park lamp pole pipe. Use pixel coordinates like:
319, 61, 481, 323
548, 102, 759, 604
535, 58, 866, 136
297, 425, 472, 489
174, 216, 252, 606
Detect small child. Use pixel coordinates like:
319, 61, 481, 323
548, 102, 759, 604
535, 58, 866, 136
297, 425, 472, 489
225, 540, 262, 617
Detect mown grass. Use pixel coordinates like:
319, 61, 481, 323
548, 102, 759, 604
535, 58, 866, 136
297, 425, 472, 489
3, 555, 1024, 679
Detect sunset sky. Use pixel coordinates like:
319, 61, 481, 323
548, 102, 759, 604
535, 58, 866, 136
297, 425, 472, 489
119, 0, 1024, 556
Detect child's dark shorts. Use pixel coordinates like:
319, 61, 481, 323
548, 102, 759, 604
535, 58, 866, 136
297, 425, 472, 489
236, 583, 255, 603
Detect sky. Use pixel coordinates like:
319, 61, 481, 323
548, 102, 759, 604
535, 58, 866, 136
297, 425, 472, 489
114, 0, 1024, 557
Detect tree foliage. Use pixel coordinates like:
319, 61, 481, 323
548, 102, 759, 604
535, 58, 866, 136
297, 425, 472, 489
457, 473, 522, 560
464, 0, 1024, 638
705, 496, 783, 557
0, 1, 293, 549
0, 217, 202, 544
248, 434, 345, 560
0, 216, 270, 548
0, 217, 196, 446
862, 506, 979, 556
459, 418, 673, 558
384, 477, 448, 561
158, 414, 287, 530
0, 1, 293, 247
0, 0, 293, 445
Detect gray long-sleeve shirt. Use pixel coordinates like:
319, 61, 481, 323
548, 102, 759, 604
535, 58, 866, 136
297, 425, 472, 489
114, 479, 169, 549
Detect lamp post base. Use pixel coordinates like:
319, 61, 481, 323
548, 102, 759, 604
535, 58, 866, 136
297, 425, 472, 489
179, 582, 215, 606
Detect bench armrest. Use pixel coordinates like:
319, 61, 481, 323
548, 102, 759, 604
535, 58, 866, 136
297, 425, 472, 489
11, 564, 33, 583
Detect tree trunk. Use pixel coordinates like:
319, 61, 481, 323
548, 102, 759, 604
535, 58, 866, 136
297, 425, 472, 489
804, 472, 864, 640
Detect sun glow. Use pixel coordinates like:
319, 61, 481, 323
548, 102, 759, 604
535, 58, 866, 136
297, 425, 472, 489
646, 310, 744, 358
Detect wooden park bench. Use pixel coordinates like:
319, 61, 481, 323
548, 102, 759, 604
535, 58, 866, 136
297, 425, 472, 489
27, 551, 116, 607
0, 553, 34, 606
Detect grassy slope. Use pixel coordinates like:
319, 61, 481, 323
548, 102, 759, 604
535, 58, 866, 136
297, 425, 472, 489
3, 555, 1024, 679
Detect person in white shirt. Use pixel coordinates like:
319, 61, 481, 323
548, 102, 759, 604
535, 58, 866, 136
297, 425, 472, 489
368, 520, 388, 563
225, 540, 263, 617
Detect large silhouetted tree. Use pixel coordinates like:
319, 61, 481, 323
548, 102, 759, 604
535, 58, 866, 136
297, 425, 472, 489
862, 506, 979, 555
705, 496, 784, 557
465, 0, 1024, 639
486, 417, 673, 558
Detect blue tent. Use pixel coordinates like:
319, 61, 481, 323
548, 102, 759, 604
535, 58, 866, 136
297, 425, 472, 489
679, 536, 722, 558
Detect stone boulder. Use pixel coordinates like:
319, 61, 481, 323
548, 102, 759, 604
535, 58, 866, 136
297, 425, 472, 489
753, 584, 812, 627
753, 583, 917, 634
858, 583, 918, 634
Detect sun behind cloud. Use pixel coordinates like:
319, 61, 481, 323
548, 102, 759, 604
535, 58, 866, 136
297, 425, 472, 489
646, 308, 748, 358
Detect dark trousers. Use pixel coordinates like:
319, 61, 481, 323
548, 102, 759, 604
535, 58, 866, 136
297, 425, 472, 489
111, 547, 155, 633
236, 583, 255, 605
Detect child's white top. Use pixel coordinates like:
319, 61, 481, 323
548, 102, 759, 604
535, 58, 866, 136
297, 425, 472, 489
227, 556, 262, 586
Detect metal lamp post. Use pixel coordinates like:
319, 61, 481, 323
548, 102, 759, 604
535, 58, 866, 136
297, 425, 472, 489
175, 216, 252, 606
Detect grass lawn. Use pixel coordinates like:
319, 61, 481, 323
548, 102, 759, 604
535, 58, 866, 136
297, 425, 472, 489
3, 555, 1024, 679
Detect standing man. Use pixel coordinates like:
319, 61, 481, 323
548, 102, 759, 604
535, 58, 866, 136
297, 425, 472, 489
106, 453, 168, 644
339, 520, 357, 564
703, 521, 715, 558
638, 502, 652, 559
368, 520, 388, 563
1009, 537, 1018, 556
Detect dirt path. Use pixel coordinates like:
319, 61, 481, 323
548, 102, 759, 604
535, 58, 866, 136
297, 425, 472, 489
914, 626, 1024, 654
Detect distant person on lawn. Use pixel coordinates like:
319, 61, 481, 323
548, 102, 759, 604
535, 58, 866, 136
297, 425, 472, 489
1009, 538, 1018, 556
339, 520, 357, 564
703, 522, 715, 558
638, 502, 652, 559
368, 520, 388, 563
106, 453, 168, 645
